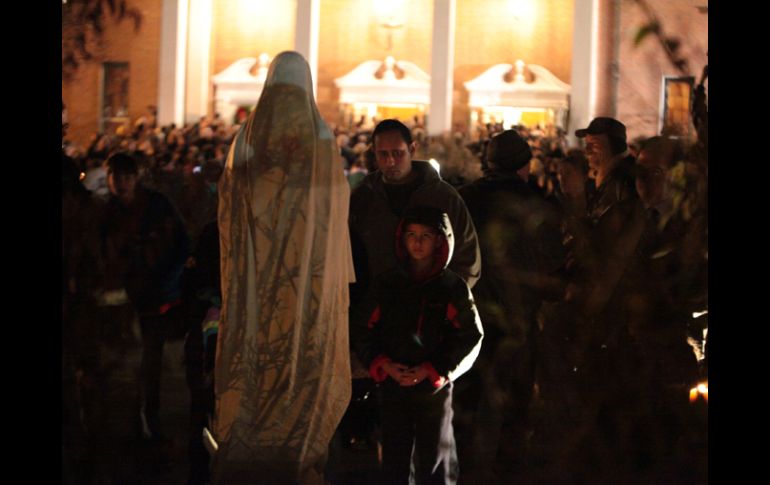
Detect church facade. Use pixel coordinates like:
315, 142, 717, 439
62, 0, 707, 147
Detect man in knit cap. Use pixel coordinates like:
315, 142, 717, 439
458, 130, 564, 481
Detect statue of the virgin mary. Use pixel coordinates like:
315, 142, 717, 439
213, 51, 354, 484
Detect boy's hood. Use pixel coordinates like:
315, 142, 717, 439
394, 205, 454, 278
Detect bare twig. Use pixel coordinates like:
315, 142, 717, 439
630, 0, 690, 75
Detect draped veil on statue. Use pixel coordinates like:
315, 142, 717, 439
213, 51, 354, 484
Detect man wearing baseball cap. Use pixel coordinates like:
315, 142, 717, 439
574, 117, 630, 187
571, 115, 645, 335
563, 117, 647, 475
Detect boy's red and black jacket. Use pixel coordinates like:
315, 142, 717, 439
350, 206, 484, 390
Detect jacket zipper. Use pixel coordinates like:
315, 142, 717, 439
416, 297, 426, 337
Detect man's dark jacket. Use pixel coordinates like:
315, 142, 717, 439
349, 161, 481, 300
459, 170, 564, 345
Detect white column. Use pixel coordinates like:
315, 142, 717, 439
294, 0, 320, 98
157, 0, 189, 127
568, 0, 600, 147
185, 0, 213, 124
428, 0, 456, 136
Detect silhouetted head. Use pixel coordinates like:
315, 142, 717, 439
484, 129, 532, 172
635, 136, 683, 208
107, 152, 139, 204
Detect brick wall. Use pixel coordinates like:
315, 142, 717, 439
211, 0, 574, 129
62, 1, 702, 146
616, 0, 708, 140
211, 0, 296, 76
63, 0, 574, 144
315, 0, 434, 122
62, 0, 163, 148
453, 0, 573, 129
316, 0, 574, 128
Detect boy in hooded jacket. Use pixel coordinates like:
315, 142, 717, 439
352, 205, 484, 485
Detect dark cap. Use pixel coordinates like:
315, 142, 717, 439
106, 152, 139, 175
575, 117, 627, 141
485, 129, 532, 171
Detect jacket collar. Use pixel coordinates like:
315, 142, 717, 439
364, 160, 438, 196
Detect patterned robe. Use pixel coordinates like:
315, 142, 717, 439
213, 51, 354, 484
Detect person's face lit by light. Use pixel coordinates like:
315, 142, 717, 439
584, 134, 613, 171
108, 171, 137, 205
557, 162, 586, 199
374, 130, 416, 184
636, 149, 669, 208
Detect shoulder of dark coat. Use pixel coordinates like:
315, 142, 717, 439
437, 268, 471, 296
374, 266, 409, 285
411, 160, 438, 180
413, 172, 462, 200
141, 185, 167, 201
351, 171, 381, 199
143, 187, 185, 220
611, 157, 640, 200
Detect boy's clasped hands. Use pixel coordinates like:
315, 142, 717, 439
382, 361, 430, 386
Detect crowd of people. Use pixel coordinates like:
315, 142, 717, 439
62, 51, 708, 484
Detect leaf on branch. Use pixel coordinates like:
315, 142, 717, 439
93, 1, 104, 24
74, 32, 86, 48
128, 8, 142, 32
74, 32, 93, 60
664, 38, 681, 53
87, 10, 104, 35
634, 21, 660, 47
63, 53, 78, 69
63, 0, 145, 80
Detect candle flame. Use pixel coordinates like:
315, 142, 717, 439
689, 381, 708, 403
